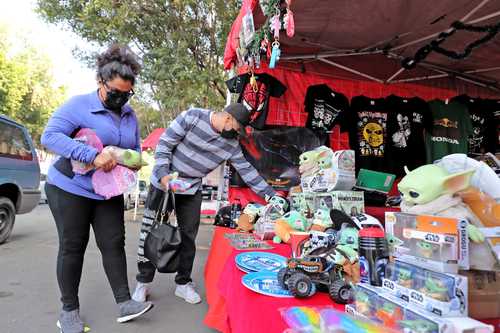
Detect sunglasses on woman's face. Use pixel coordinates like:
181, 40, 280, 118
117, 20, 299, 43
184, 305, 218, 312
103, 81, 135, 98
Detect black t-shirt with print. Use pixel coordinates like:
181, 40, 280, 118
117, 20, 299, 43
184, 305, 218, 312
386, 95, 432, 175
451, 95, 497, 154
347, 96, 389, 173
304, 84, 349, 132
225, 73, 287, 129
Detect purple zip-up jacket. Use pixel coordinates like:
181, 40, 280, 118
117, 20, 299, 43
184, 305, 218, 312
41, 90, 140, 200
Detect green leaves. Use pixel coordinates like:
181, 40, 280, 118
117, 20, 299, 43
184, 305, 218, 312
0, 27, 66, 143
36, 0, 241, 134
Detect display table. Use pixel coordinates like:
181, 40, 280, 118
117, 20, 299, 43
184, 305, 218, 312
204, 206, 400, 332
204, 226, 343, 333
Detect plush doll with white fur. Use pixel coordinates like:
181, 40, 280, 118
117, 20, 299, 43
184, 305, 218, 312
398, 164, 499, 272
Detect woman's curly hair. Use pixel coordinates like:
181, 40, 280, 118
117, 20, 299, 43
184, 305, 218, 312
96, 44, 141, 85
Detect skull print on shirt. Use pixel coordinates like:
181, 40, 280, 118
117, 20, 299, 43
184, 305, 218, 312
357, 111, 388, 157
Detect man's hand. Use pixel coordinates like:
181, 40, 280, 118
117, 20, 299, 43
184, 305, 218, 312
93, 151, 117, 172
160, 175, 172, 189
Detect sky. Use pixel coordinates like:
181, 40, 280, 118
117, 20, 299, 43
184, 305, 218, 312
0, 0, 97, 96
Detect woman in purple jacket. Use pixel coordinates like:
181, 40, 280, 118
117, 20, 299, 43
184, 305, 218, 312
41, 45, 153, 333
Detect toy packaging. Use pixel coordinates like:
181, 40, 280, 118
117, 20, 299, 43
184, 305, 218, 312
92, 165, 137, 199
289, 191, 365, 220
299, 148, 356, 193
281, 306, 399, 333
385, 212, 469, 273
71, 128, 104, 174
409, 269, 468, 317
383, 260, 423, 302
382, 259, 468, 317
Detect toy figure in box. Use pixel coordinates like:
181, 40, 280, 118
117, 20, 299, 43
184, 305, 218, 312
375, 301, 404, 329
397, 267, 413, 289
416, 241, 435, 259
354, 289, 373, 317
398, 163, 500, 272
419, 275, 450, 302
399, 319, 439, 333
277, 215, 360, 304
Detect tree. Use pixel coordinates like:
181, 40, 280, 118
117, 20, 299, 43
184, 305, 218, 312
0, 26, 67, 143
36, 0, 241, 129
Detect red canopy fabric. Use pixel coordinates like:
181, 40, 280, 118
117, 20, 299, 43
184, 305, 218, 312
141, 128, 165, 151
224, 0, 500, 96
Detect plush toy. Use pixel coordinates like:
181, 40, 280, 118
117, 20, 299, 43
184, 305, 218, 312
237, 203, 264, 232
311, 209, 333, 231
298, 150, 321, 177
399, 164, 500, 272
274, 211, 311, 243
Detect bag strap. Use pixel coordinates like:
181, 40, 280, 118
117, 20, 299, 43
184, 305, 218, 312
155, 190, 175, 225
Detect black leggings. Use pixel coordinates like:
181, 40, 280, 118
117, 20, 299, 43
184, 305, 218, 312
45, 183, 130, 311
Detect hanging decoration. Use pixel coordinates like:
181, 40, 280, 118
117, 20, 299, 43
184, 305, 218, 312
284, 0, 295, 38
402, 20, 500, 69
237, 0, 288, 70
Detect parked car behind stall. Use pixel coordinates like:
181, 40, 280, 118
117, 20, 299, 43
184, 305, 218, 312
0, 115, 41, 243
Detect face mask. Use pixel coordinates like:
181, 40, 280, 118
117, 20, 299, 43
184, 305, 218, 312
221, 129, 239, 139
103, 89, 131, 110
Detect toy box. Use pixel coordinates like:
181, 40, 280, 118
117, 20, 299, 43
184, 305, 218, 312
409, 269, 468, 317
352, 283, 381, 319
385, 212, 469, 273
383, 260, 424, 302
300, 150, 356, 192
254, 218, 275, 240
289, 191, 365, 218
402, 307, 494, 333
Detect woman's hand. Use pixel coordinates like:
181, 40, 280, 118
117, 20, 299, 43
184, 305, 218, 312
93, 151, 117, 172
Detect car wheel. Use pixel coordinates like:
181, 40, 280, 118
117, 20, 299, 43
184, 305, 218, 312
277, 268, 291, 290
329, 279, 352, 304
0, 197, 16, 244
288, 272, 314, 298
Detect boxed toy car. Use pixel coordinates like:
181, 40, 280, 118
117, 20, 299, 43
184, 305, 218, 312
385, 212, 469, 273
383, 260, 424, 302
409, 269, 468, 317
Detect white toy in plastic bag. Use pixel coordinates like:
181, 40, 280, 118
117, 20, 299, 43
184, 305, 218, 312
92, 165, 137, 199
434, 153, 500, 201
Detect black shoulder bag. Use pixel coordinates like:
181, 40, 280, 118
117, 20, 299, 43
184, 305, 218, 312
144, 190, 182, 273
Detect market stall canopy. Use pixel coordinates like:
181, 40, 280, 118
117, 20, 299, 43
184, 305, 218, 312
224, 0, 500, 92
141, 128, 165, 151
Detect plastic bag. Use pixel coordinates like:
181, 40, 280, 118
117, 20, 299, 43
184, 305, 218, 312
102, 146, 147, 169
92, 165, 137, 199
71, 129, 103, 175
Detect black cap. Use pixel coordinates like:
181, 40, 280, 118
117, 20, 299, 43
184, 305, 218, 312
225, 103, 250, 136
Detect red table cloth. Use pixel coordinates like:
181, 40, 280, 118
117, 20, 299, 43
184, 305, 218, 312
204, 227, 343, 333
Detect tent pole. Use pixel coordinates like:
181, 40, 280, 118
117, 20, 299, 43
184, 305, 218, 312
391, 0, 493, 52
386, 68, 406, 83
466, 66, 500, 74
318, 58, 384, 83
456, 76, 500, 92
391, 73, 449, 83
281, 50, 382, 61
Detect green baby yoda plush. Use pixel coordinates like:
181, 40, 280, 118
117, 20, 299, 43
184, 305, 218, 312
398, 164, 474, 206
312, 209, 333, 229
299, 150, 321, 177
328, 225, 359, 265
399, 164, 496, 271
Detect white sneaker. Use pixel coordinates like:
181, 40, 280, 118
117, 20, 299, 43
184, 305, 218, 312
174, 282, 202, 304
132, 282, 150, 302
